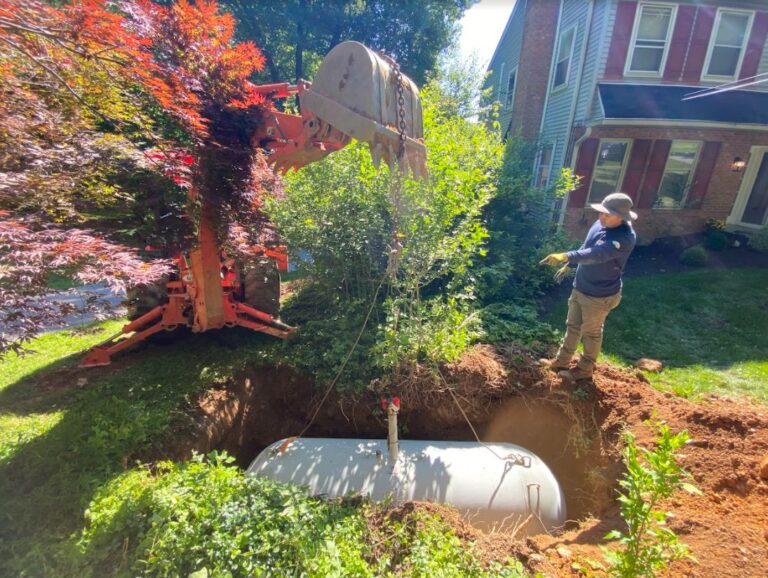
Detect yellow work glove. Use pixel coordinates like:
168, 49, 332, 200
553, 264, 571, 284
539, 253, 568, 266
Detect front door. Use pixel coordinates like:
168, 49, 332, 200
729, 147, 768, 228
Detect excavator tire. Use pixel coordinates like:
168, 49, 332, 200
126, 276, 169, 321
242, 258, 280, 317
124, 276, 184, 343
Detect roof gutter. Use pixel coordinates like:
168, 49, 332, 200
591, 118, 768, 131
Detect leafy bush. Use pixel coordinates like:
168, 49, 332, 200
479, 302, 558, 346
703, 230, 727, 251
267, 66, 504, 376
278, 286, 384, 391
748, 227, 768, 253
377, 295, 483, 366
79, 452, 526, 577
603, 423, 700, 577
679, 245, 708, 267
475, 137, 578, 304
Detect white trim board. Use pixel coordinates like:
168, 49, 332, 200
591, 119, 768, 132
727, 145, 768, 228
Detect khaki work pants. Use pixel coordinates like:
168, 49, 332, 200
555, 289, 622, 375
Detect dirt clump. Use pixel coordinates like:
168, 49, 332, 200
168, 345, 768, 577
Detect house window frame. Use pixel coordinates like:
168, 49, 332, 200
497, 62, 506, 102
551, 26, 577, 93
624, 2, 678, 78
654, 140, 703, 209
588, 139, 632, 203
506, 66, 518, 109
535, 143, 555, 188
701, 8, 755, 82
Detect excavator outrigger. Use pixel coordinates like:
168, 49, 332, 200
81, 42, 426, 367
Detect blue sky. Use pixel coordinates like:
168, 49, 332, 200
459, 0, 516, 68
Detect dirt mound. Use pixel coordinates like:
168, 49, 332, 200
162, 345, 768, 577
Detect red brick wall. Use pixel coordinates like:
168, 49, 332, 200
510, 0, 560, 141
563, 125, 768, 244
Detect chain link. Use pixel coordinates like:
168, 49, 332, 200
379, 51, 408, 160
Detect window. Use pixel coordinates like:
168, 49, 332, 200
552, 27, 575, 90
655, 141, 701, 208
703, 9, 753, 80
506, 68, 517, 107
536, 144, 554, 187
626, 3, 676, 76
588, 140, 630, 202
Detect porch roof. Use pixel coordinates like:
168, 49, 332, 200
598, 83, 768, 125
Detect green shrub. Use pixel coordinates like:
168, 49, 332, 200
267, 66, 504, 376
475, 137, 578, 304
748, 227, 768, 253
79, 452, 526, 577
679, 245, 708, 266
377, 295, 483, 367
479, 302, 558, 346
278, 286, 384, 391
703, 230, 727, 251
603, 423, 700, 577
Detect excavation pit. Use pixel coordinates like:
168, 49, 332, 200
149, 345, 768, 576
158, 350, 619, 532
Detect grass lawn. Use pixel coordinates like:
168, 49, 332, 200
0, 322, 524, 576
0, 322, 275, 576
547, 268, 768, 403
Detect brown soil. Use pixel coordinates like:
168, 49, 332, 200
156, 345, 768, 578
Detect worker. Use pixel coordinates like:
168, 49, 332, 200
539, 192, 637, 382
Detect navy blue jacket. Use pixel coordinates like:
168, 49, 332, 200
565, 220, 636, 297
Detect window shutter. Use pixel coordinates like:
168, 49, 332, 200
682, 7, 716, 82
664, 6, 696, 81
740, 12, 768, 80
605, 2, 637, 79
621, 139, 652, 201
568, 138, 599, 208
686, 141, 721, 207
637, 139, 671, 209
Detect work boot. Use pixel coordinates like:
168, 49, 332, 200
558, 368, 593, 382
539, 358, 570, 372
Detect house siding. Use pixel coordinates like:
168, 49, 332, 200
595, 0, 768, 91
487, 1, 526, 135
487, 0, 768, 243
539, 0, 590, 177
575, 0, 611, 127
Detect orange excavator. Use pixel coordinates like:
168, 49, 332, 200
81, 42, 426, 367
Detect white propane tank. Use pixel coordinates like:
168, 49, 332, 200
247, 438, 566, 535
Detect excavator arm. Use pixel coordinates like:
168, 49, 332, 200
252, 42, 427, 177
80, 42, 424, 367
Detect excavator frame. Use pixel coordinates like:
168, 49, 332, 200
81, 42, 425, 368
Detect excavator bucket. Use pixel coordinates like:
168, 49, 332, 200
300, 41, 427, 178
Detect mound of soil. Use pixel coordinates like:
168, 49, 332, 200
162, 345, 767, 577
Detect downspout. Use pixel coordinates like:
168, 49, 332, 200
563, 126, 593, 224
560, 0, 596, 225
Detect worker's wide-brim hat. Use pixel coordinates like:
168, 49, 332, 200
590, 192, 638, 222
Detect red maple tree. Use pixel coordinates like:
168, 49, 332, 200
0, 0, 282, 353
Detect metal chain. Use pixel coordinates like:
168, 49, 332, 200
379, 51, 408, 160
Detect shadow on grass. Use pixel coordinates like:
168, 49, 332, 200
0, 328, 274, 576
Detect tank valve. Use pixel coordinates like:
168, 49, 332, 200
381, 396, 400, 466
